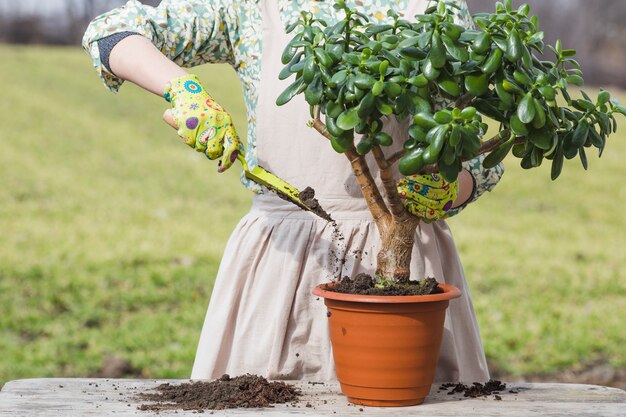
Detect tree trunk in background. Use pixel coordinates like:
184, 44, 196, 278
467, 0, 626, 88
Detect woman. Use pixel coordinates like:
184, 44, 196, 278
83, 0, 503, 383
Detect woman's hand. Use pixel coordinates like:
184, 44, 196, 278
397, 174, 458, 222
164, 74, 243, 172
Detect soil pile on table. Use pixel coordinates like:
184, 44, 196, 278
327, 273, 442, 296
136, 374, 301, 412
439, 380, 507, 399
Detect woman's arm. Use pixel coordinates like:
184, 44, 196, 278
82, 0, 238, 93
82, 1, 244, 172
451, 169, 475, 209
108, 35, 187, 96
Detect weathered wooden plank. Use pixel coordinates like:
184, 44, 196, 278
0, 378, 625, 417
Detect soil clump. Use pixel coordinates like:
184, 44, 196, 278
439, 380, 507, 399
136, 374, 300, 412
327, 273, 442, 296
299, 186, 333, 222
272, 184, 333, 221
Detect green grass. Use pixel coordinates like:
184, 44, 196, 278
0, 45, 624, 385
0, 45, 250, 383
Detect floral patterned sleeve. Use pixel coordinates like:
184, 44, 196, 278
82, 0, 238, 92
444, 0, 505, 218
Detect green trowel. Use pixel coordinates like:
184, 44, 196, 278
162, 110, 328, 218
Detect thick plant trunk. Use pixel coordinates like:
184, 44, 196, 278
311, 114, 423, 283
376, 217, 420, 281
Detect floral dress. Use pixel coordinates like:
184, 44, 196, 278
83, 0, 503, 382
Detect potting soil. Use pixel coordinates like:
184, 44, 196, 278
299, 186, 333, 222
136, 374, 301, 412
328, 273, 442, 296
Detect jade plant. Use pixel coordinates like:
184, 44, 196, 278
277, 0, 624, 282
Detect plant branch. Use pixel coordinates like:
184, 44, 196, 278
345, 151, 391, 228
310, 111, 391, 229
371, 144, 406, 219
419, 129, 516, 174
387, 149, 405, 165
384, 94, 483, 166
455, 94, 475, 109
387, 130, 516, 170
386, 125, 517, 167
476, 129, 521, 155
310, 118, 331, 139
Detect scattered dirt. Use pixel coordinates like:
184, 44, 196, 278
327, 273, 442, 296
327, 221, 348, 279
136, 374, 301, 412
438, 380, 507, 399
294, 187, 372, 281
91, 355, 142, 378
275, 183, 347, 279
299, 186, 333, 222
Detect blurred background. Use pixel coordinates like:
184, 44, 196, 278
0, 0, 624, 389
3, 0, 626, 87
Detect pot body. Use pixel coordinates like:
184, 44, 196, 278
313, 283, 461, 407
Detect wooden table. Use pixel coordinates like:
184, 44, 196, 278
1, 378, 625, 416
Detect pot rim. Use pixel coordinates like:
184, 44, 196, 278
312, 281, 461, 304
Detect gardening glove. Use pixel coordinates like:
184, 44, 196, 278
164, 74, 243, 172
397, 173, 458, 223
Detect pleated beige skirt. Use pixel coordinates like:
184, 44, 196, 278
191, 194, 489, 383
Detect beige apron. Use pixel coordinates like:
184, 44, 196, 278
191, 0, 489, 383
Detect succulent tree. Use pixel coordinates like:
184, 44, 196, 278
277, 0, 624, 282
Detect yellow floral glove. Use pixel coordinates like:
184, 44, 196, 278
397, 174, 459, 223
164, 74, 243, 172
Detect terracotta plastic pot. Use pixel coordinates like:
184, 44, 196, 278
312, 282, 461, 407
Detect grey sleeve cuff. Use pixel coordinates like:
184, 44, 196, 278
97, 31, 140, 74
